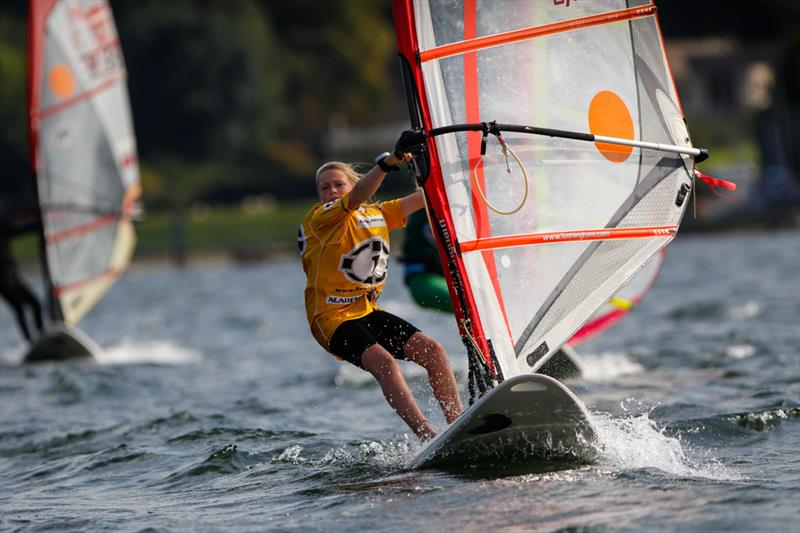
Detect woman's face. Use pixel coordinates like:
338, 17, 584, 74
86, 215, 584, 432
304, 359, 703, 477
317, 169, 353, 203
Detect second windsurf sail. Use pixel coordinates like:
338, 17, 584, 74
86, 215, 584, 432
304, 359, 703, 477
27, 0, 140, 326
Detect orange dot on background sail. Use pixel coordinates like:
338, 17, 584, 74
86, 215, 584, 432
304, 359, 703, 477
49, 64, 75, 99
588, 90, 634, 163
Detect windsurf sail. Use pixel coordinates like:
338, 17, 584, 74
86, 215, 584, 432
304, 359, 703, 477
27, 0, 140, 325
393, 0, 703, 398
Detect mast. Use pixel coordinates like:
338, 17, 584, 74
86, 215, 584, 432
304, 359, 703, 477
27, 0, 62, 322
394, 0, 502, 399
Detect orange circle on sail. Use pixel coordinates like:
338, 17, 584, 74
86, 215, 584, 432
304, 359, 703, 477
49, 64, 75, 99
588, 90, 634, 163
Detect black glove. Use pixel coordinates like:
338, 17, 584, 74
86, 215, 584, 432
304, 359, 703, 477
394, 129, 427, 158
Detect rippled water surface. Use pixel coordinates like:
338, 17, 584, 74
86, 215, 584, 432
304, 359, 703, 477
1, 229, 798, 531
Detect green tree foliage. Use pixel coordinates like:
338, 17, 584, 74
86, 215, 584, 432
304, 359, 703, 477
0, 0, 401, 210
266, 0, 396, 148
114, 0, 399, 203
113, 0, 291, 207
114, 0, 284, 161
257, 0, 400, 197
0, 7, 36, 227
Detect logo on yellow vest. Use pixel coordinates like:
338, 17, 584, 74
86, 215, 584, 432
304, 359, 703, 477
339, 237, 389, 285
325, 294, 362, 305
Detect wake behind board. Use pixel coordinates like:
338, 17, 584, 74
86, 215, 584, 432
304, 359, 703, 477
410, 374, 596, 469
24, 324, 100, 363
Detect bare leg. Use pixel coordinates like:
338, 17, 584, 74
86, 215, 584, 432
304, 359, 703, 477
361, 343, 436, 440
403, 332, 463, 424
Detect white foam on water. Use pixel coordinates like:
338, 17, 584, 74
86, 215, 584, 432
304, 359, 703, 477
724, 344, 756, 359
271, 439, 412, 468
331, 439, 413, 467
728, 407, 794, 431
726, 301, 760, 320
274, 444, 305, 464
1, 338, 201, 366
95, 339, 202, 365
580, 351, 645, 381
590, 410, 741, 481
1, 343, 28, 365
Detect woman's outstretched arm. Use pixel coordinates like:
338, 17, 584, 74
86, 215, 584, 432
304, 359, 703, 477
348, 153, 406, 210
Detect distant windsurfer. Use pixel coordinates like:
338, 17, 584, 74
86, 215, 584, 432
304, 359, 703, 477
299, 130, 463, 440
0, 231, 43, 343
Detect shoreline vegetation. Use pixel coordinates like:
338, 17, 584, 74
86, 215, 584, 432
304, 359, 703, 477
11, 198, 799, 270
12, 200, 312, 268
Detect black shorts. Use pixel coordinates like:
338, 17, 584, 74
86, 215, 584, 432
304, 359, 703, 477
329, 310, 420, 369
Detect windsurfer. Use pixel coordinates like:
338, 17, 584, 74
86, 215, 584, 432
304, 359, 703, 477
299, 130, 463, 440
0, 231, 43, 343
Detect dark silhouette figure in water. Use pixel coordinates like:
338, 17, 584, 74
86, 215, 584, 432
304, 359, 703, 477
0, 233, 43, 342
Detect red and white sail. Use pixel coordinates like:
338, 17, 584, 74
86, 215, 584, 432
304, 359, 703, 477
28, 0, 140, 325
393, 0, 698, 383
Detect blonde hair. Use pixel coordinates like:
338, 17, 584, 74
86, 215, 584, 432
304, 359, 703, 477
315, 161, 362, 188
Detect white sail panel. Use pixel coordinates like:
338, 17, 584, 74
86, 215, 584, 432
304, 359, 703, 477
30, 0, 140, 325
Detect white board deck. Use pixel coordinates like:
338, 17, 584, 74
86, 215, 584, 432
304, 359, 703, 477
410, 373, 596, 469
24, 324, 99, 363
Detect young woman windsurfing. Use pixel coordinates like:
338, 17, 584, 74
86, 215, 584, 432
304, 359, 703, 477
298, 130, 463, 440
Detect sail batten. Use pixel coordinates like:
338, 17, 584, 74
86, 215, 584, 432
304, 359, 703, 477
45, 213, 120, 244
53, 266, 122, 295
460, 225, 677, 252
420, 4, 656, 62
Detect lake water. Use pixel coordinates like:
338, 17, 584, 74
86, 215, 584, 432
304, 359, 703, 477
1, 229, 798, 531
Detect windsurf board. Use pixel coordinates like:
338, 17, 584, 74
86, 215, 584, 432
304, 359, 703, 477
24, 323, 99, 363
410, 373, 596, 469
